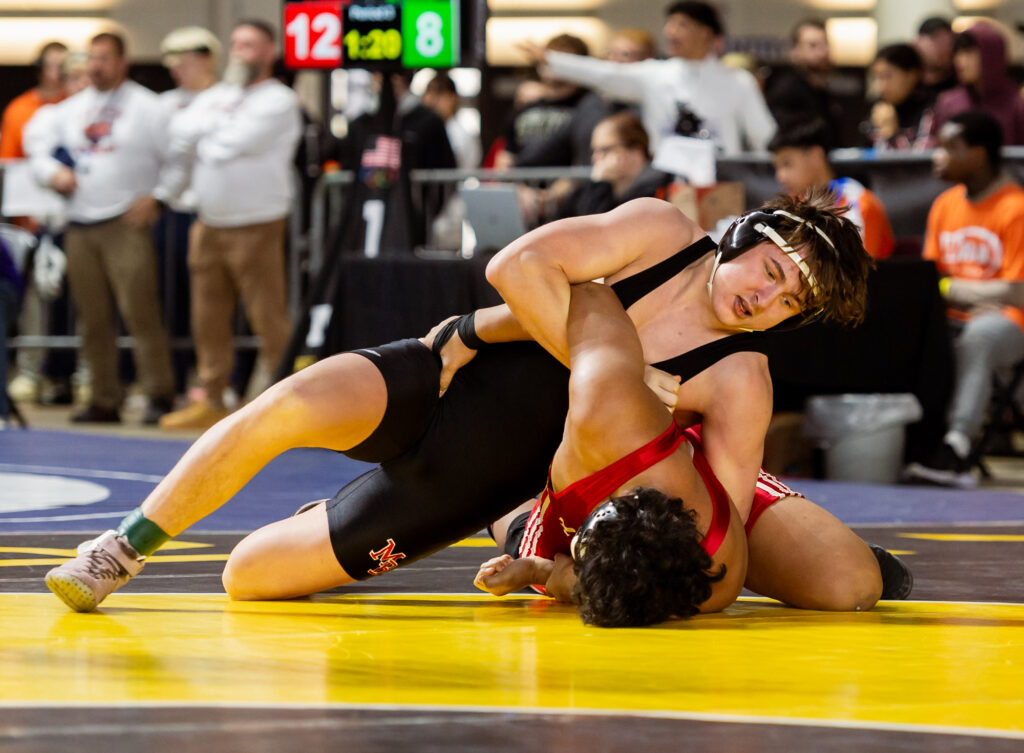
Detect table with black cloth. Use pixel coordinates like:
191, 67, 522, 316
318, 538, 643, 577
766, 258, 954, 464
319, 254, 501, 354
319, 254, 954, 465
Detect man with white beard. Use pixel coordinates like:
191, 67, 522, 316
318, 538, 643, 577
156, 20, 301, 431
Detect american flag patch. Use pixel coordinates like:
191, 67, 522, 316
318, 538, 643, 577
361, 135, 402, 169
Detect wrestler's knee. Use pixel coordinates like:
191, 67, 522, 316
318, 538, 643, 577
221, 536, 264, 600
816, 559, 883, 612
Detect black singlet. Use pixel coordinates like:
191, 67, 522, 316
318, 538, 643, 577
327, 233, 770, 579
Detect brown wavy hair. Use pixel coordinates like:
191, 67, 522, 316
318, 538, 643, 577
761, 187, 875, 326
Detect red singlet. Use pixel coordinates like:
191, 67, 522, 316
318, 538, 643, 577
518, 423, 732, 561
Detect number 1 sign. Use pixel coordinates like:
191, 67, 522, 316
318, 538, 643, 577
284, 1, 343, 68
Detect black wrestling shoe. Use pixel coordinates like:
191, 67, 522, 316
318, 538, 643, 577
870, 544, 914, 600
70, 404, 121, 424
902, 443, 977, 489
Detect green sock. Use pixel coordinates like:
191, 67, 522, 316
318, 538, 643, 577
116, 508, 171, 556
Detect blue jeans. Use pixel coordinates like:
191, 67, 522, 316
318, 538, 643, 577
1, 276, 21, 420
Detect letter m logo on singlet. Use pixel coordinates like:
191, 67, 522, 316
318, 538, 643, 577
368, 538, 406, 575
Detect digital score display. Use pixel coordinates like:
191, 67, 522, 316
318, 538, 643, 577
284, 0, 460, 70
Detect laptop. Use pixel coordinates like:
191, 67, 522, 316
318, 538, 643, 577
457, 183, 526, 253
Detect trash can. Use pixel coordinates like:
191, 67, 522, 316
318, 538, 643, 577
803, 393, 923, 484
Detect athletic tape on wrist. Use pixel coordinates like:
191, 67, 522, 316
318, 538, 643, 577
456, 311, 488, 350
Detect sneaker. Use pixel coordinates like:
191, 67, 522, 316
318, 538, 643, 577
70, 404, 121, 424
158, 399, 230, 431
142, 396, 175, 425
45, 530, 146, 612
293, 499, 329, 516
902, 443, 977, 489
8, 374, 40, 403
869, 544, 914, 600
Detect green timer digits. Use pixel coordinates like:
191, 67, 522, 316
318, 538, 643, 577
341, 1, 459, 69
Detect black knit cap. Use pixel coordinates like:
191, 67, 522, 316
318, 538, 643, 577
664, 1, 724, 36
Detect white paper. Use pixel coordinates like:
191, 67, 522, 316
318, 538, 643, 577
652, 135, 717, 188
1, 159, 66, 220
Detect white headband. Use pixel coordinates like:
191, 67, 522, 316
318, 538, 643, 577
753, 210, 835, 298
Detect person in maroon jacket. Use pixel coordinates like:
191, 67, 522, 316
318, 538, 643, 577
931, 22, 1024, 145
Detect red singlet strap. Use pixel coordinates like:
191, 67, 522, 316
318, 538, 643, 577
557, 422, 687, 506
682, 426, 731, 557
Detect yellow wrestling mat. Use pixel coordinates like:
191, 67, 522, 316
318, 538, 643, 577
1, 593, 1021, 738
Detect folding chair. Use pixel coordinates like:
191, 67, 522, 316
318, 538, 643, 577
968, 360, 1024, 478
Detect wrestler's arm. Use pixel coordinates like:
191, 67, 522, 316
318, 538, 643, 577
485, 198, 699, 366
683, 355, 773, 513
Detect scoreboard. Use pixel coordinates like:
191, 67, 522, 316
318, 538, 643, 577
284, 0, 475, 70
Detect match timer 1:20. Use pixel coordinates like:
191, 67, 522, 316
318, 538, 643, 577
285, 0, 460, 69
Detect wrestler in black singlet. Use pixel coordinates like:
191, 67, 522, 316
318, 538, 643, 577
326, 235, 771, 578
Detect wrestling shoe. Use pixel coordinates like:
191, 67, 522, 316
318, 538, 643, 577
45, 530, 146, 612
293, 499, 329, 516
902, 443, 977, 489
869, 544, 914, 600
158, 399, 230, 431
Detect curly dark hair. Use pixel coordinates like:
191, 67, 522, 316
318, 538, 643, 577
571, 487, 726, 628
760, 188, 875, 327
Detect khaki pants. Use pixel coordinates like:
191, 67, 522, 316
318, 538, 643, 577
64, 218, 174, 409
188, 218, 292, 402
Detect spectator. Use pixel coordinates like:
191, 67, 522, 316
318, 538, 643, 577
916, 16, 958, 100
865, 43, 935, 151
531, 1, 776, 154
159, 26, 221, 121
0, 42, 67, 159
24, 32, 175, 424
931, 22, 1024, 145
515, 28, 654, 170
770, 119, 894, 260
764, 19, 842, 148
0, 235, 24, 428
156, 20, 301, 431
503, 34, 591, 166
552, 112, 669, 220
606, 27, 655, 64
904, 111, 1024, 488
1, 41, 68, 404
156, 26, 222, 395
422, 72, 481, 170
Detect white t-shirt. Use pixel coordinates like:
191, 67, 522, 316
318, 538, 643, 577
158, 78, 301, 228
25, 80, 168, 224
545, 51, 776, 156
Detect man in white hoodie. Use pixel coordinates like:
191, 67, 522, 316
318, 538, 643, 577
528, 1, 776, 156
25, 31, 175, 424
156, 20, 301, 430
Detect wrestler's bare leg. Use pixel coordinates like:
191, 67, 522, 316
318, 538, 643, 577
141, 353, 389, 536
744, 495, 882, 611
222, 503, 354, 600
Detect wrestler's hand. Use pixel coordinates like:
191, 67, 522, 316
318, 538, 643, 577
644, 365, 682, 412
420, 316, 478, 395
474, 554, 552, 596
544, 553, 577, 603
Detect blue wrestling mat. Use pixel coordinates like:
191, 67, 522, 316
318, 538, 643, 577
0, 429, 371, 532
1, 429, 1024, 532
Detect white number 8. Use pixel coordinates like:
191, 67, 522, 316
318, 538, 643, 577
415, 11, 444, 58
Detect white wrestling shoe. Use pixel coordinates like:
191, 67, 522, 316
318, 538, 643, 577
45, 530, 146, 612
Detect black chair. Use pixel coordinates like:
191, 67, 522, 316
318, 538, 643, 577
968, 360, 1024, 477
